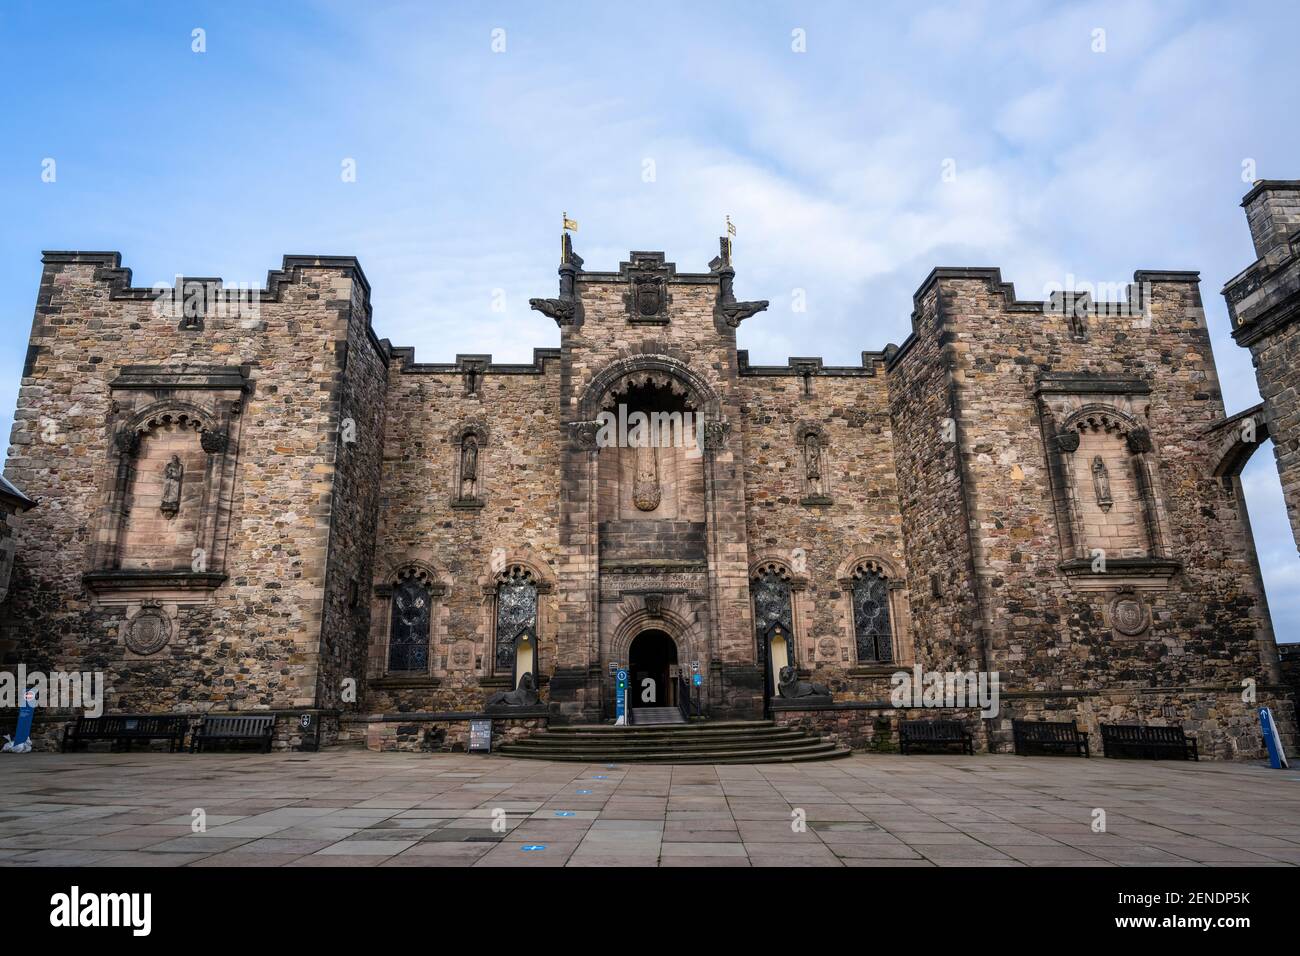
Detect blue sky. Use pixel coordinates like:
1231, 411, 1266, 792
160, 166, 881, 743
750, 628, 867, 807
0, 0, 1296, 637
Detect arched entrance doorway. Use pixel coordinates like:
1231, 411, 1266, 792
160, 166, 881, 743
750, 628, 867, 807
628, 629, 678, 712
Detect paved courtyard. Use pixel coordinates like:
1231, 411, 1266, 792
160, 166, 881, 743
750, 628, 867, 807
1, 750, 1298, 867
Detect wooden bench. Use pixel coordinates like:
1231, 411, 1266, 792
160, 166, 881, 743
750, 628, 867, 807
1012, 719, 1090, 757
189, 715, 276, 753
62, 715, 187, 753
899, 719, 974, 755
1101, 723, 1198, 761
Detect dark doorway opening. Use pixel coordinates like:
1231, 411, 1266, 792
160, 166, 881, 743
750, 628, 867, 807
628, 629, 678, 709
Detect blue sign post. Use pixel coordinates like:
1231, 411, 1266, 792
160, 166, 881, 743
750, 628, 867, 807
1259, 706, 1289, 770
12, 690, 35, 749
615, 669, 627, 724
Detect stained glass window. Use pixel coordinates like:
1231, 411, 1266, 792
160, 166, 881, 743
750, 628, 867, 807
388, 576, 431, 672
752, 569, 793, 640
495, 568, 537, 673
852, 567, 893, 663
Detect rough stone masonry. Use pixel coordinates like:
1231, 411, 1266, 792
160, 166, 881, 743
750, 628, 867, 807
1, 185, 1295, 759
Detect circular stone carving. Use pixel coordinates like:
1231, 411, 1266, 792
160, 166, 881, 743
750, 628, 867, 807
126, 605, 171, 655
817, 637, 839, 661
1110, 595, 1150, 636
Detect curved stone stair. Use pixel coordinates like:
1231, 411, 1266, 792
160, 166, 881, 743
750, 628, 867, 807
495, 719, 850, 764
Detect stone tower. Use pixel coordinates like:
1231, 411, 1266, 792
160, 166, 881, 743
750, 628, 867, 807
1223, 180, 1300, 555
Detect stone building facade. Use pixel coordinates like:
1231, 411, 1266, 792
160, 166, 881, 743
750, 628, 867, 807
2, 187, 1295, 758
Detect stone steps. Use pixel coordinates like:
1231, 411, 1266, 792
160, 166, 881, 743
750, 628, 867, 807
501, 730, 813, 753
546, 719, 774, 734
629, 707, 686, 725
526, 727, 810, 746
495, 719, 850, 764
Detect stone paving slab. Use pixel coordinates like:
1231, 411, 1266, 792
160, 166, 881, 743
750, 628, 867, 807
0, 750, 1297, 867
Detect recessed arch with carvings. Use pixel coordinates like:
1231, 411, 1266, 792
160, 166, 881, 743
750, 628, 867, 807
578, 354, 722, 422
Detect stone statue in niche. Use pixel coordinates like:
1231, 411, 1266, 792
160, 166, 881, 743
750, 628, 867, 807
804, 433, 823, 495
460, 435, 479, 500
160, 455, 183, 518
1091, 455, 1113, 512
632, 444, 661, 512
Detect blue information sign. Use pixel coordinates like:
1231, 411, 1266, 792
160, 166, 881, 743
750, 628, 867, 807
615, 668, 628, 722
1260, 706, 1289, 770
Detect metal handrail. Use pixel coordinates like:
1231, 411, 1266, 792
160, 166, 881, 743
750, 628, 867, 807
676, 674, 692, 721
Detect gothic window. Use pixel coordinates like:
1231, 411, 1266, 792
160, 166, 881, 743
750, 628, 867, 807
494, 567, 538, 675
851, 565, 893, 663
752, 568, 793, 641
388, 575, 432, 672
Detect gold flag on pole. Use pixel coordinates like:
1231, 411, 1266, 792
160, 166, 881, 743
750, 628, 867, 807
725, 215, 736, 237
563, 212, 578, 232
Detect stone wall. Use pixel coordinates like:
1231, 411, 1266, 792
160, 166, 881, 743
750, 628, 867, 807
338, 711, 546, 753
775, 687, 1294, 760
314, 274, 389, 711
21, 708, 341, 753
1, 253, 379, 716
887, 280, 986, 673
365, 350, 562, 715
773, 703, 990, 753
914, 269, 1279, 694
1279, 644, 1300, 702
738, 354, 913, 700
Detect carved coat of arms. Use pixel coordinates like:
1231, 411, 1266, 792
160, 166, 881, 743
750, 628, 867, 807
634, 277, 662, 317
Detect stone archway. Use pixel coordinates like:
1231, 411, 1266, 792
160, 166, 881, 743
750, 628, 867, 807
1207, 402, 1272, 479
628, 628, 679, 710
606, 595, 707, 719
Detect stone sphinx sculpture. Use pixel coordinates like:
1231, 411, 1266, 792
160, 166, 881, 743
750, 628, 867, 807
776, 665, 832, 703
486, 671, 539, 709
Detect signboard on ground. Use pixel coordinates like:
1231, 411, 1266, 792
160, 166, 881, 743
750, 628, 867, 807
1259, 707, 1289, 769
469, 719, 492, 753
13, 692, 35, 747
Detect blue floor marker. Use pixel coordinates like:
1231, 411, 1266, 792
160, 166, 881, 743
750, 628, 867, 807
554, 811, 575, 817
521, 844, 546, 852
576, 789, 591, 794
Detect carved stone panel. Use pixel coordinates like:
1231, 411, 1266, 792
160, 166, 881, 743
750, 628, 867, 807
816, 636, 841, 663
621, 252, 673, 324
125, 602, 172, 655
1110, 593, 1151, 637
448, 640, 475, 673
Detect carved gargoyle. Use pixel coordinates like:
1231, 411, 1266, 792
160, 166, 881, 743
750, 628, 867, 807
528, 295, 580, 325
711, 237, 768, 328
529, 235, 584, 327
486, 671, 539, 709
776, 665, 831, 702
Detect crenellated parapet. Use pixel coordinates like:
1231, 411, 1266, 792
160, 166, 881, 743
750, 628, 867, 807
35, 251, 386, 364
387, 348, 562, 376
737, 351, 893, 378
